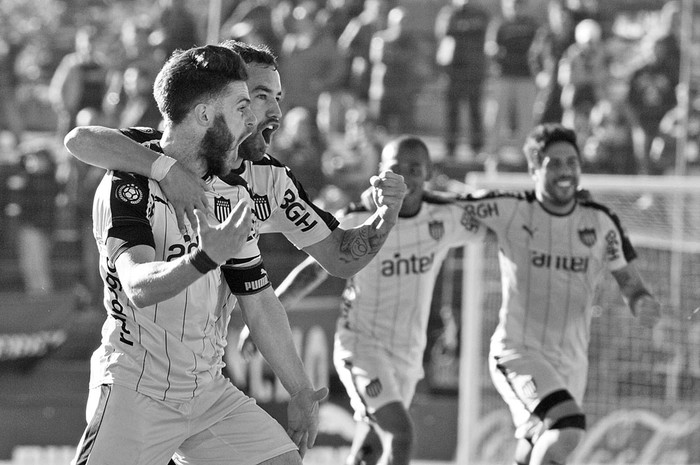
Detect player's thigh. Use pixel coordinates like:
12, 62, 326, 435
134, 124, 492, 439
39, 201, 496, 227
72, 384, 185, 465
489, 353, 581, 432
176, 383, 297, 465
334, 349, 407, 422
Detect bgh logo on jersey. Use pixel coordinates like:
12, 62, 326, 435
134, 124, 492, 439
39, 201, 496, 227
578, 227, 597, 247
253, 194, 271, 221
428, 220, 444, 240
365, 378, 383, 398
214, 196, 231, 223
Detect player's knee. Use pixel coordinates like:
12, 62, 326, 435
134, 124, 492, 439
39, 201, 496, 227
537, 424, 585, 464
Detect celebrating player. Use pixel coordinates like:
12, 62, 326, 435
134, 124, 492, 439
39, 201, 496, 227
455, 123, 661, 465
72, 44, 326, 465
241, 136, 485, 465
64, 40, 407, 281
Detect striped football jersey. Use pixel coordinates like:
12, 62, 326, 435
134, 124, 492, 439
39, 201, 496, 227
91, 142, 260, 402
119, 127, 339, 248
334, 197, 485, 377
456, 190, 636, 370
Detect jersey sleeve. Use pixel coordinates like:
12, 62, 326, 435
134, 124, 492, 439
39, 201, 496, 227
103, 171, 155, 264
260, 164, 339, 249
119, 127, 163, 143
454, 189, 520, 237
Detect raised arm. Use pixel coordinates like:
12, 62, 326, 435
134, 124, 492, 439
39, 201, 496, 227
116, 206, 250, 308
611, 261, 661, 328
64, 125, 208, 231
237, 287, 328, 457
302, 170, 406, 278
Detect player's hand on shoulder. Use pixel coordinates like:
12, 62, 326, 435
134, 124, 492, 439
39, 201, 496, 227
194, 200, 252, 264
159, 162, 210, 234
370, 170, 406, 225
635, 294, 661, 329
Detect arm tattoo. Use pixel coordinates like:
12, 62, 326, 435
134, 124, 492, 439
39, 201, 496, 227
338, 225, 388, 263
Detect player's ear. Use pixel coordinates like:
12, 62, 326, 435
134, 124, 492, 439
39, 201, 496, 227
193, 102, 212, 126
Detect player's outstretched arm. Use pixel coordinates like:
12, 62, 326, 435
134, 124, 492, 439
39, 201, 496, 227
612, 262, 661, 328
237, 287, 328, 457
303, 170, 406, 278
117, 205, 251, 308
64, 125, 209, 232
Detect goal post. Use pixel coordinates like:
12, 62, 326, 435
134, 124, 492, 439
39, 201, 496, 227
455, 173, 700, 465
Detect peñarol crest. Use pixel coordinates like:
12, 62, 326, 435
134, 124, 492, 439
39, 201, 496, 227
578, 227, 597, 247
429, 220, 445, 240
214, 196, 231, 223
253, 194, 271, 221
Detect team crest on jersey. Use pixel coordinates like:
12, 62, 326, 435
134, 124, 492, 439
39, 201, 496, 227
428, 220, 445, 240
252, 194, 271, 221
578, 227, 597, 247
365, 378, 383, 398
116, 183, 143, 204
214, 196, 231, 223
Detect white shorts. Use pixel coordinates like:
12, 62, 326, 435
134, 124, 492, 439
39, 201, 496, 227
333, 337, 420, 422
71, 376, 297, 465
489, 352, 586, 437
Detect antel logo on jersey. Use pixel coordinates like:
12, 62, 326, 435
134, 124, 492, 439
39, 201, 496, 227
116, 183, 143, 204
280, 188, 318, 232
381, 252, 435, 276
531, 251, 589, 272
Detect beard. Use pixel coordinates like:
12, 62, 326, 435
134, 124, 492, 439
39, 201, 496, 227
199, 114, 235, 179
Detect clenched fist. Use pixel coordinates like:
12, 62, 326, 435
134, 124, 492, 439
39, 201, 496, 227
369, 170, 407, 227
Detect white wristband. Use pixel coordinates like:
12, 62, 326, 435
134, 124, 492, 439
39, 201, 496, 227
150, 154, 177, 182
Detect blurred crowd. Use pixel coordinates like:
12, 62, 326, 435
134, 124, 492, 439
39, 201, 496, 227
0, 0, 696, 297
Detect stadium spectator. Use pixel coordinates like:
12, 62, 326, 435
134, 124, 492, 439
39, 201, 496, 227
271, 106, 328, 201
102, 16, 164, 127
582, 98, 638, 174
625, 34, 680, 175
336, 0, 390, 105
434, 0, 490, 159
48, 25, 110, 137
0, 36, 24, 146
68, 43, 326, 465
151, 0, 200, 58
367, 6, 427, 134
241, 135, 485, 465
277, 1, 346, 118
4, 147, 61, 294
557, 18, 607, 147
484, 0, 539, 160
529, 0, 576, 125
455, 123, 660, 465
321, 103, 384, 203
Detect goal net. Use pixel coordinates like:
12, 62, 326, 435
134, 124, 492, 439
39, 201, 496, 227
451, 173, 700, 465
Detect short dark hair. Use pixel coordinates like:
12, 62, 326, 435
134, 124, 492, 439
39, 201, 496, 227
219, 40, 278, 69
153, 44, 248, 125
522, 123, 580, 167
